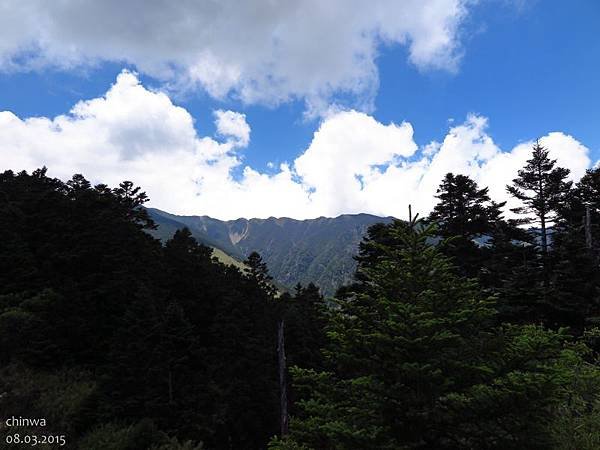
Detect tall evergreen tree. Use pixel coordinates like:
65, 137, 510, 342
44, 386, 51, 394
561, 166, 600, 257
245, 251, 278, 298
481, 219, 543, 325
545, 167, 600, 333
429, 173, 505, 278
281, 217, 576, 449
283, 283, 328, 371
430, 173, 505, 239
506, 140, 573, 282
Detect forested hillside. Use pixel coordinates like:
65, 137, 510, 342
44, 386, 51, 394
1, 142, 600, 449
0, 169, 284, 448
148, 209, 392, 296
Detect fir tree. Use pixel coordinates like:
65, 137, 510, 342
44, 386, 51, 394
559, 166, 600, 258
506, 140, 573, 281
481, 219, 543, 325
245, 251, 278, 297
283, 283, 328, 371
429, 173, 506, 279
283, 216, 579, 449
546, 167, 600, 332
430, 173, 505, 239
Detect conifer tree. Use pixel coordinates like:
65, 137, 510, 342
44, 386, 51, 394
430, 173, 505, 239
245, 251, 278, 297
283, 284, 329, 372
163, 227, 215, 319
282, 216, 579, 449
506, 140, 572, 281
481, 219, 543, 324
429, 173, 505, 278
546, 167, 600, 332
562, 166, 600, 257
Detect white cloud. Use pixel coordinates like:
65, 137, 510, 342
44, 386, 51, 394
0, 0, 473, 111
0, 72, 591, 220
294, 111, 418, 215
214, 110, 250, 148
417, 117, 590, 216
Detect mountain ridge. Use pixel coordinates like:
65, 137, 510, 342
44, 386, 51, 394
147, 207, 394, 295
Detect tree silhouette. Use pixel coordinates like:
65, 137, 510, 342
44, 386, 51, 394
507, 140, 572, 284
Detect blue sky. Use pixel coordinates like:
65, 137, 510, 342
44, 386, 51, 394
0, 0, 598, 218
377, 0, 600, 153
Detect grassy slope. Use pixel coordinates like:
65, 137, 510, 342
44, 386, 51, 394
211, 246, 246, 270
146, 208, 247, 270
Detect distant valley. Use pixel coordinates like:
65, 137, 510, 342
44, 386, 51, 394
147, 208, 393, 296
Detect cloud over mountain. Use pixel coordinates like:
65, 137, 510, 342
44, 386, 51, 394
0, 72, 590, 219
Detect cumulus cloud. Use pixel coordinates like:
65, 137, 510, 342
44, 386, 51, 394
214, 110, 250, 148
0, 0, 472, 111
0, 72, 591, 220
415, 117, 590, 216
294, 111, 418, 214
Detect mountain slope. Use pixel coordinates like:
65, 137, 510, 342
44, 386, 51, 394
147, 208, 393, 295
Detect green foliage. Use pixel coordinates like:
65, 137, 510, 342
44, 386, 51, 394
245, 251, 278, 297
427, 173, 544, 325
0, 363, 97, 436
78, 419, 202, 450
431, 172, 505, 240
268, 435, 312, 449
506, 141, 573, 326
286, 218, 588, 449
150, 437, 205, 450
429, 172, 506, 279
548, 166, 600, 332
3, 166, 600, 449
283, 283, 329, 371
507, 140, 573, 232
0, 169, 279, 449
77, 419, 182, 450
548, 353, 600, 450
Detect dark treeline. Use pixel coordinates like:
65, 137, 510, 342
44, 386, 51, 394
1, 141, 600, 449
0, 169, 289, 449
